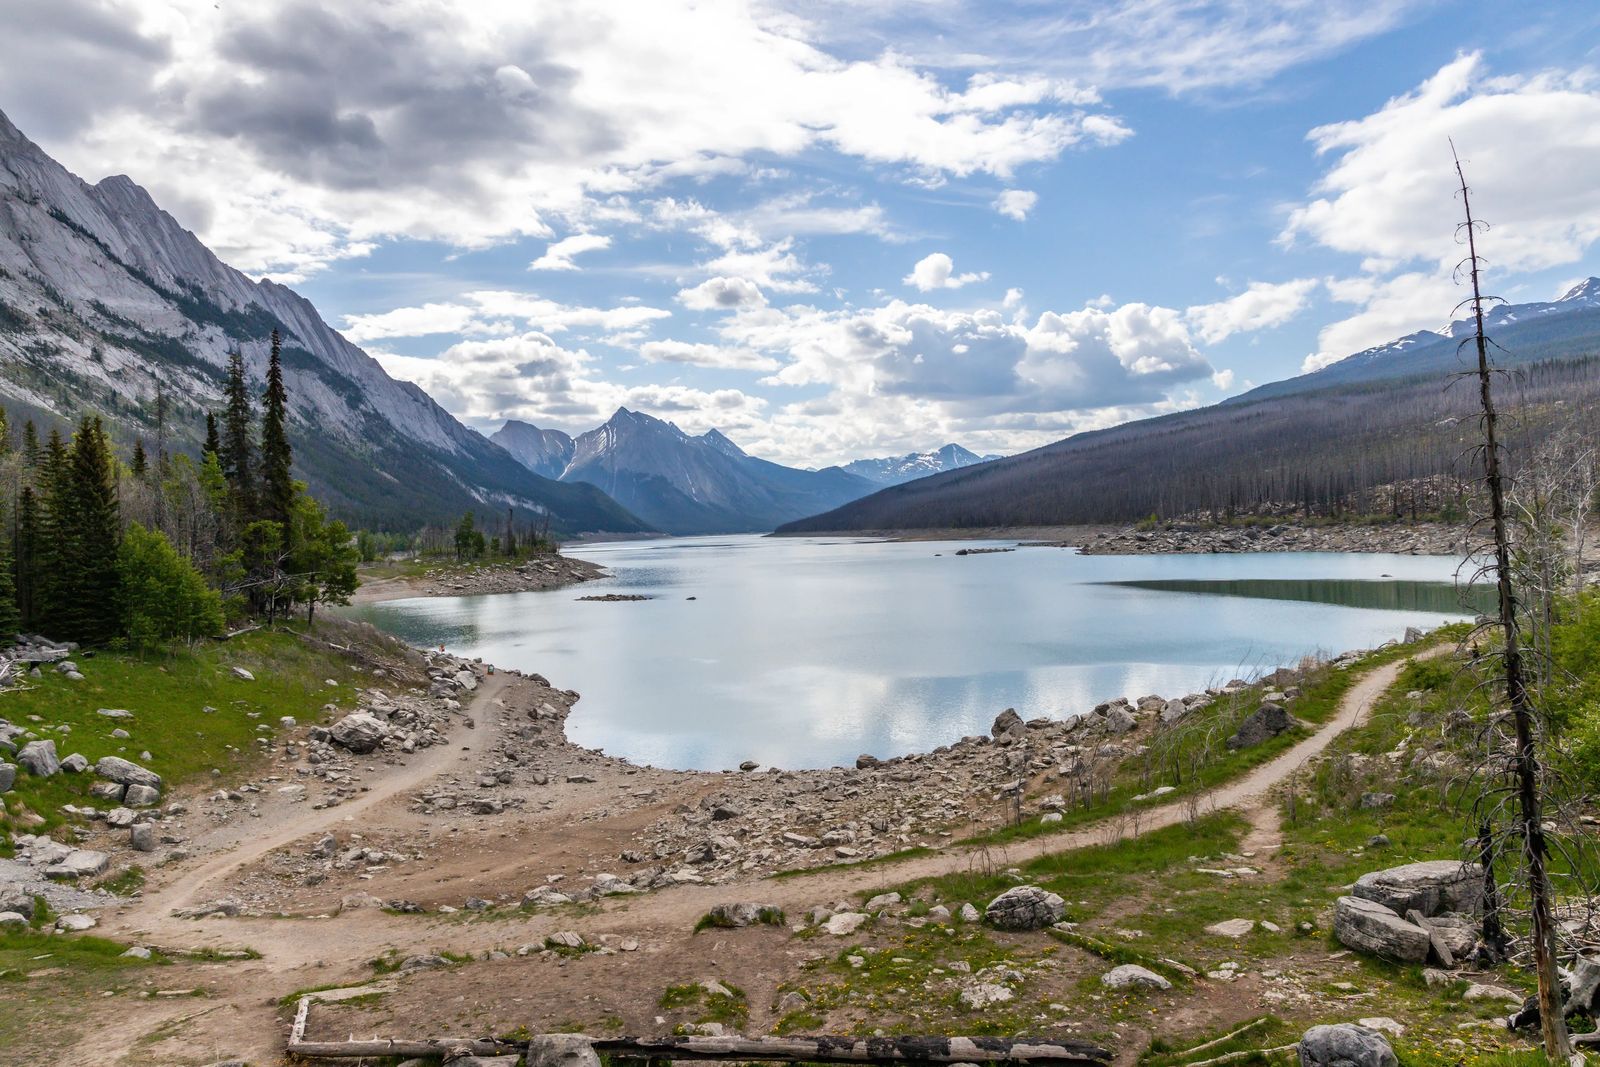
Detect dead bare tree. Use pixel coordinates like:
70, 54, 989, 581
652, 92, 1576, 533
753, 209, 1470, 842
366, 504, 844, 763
1454, 146, 1572, 1060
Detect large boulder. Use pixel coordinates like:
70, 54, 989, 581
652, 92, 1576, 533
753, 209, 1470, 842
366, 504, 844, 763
1226, 703, 1295, 750
985, 885, 1066, 931
1297, 1023, 1398, 1067
43, 849, 110, 880
17, 740, 60, 777
1352, 860, 1481, 918
94, 756, 162, 791
0, 762, 14, 792
330, 713, 387, 754
991, 708, 1024, 739
1333, 896, 1430, 962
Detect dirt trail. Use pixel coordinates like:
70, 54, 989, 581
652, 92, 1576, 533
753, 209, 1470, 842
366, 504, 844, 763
86, 654, 1418, 1065
144, 671, 514, 917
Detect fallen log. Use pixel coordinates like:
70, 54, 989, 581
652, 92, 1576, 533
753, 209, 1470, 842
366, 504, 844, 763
589, 1035, 1113, 1064
287, 1037, 522, 1059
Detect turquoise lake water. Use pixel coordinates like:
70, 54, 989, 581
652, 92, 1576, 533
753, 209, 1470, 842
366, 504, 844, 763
344, 535, 1476, 771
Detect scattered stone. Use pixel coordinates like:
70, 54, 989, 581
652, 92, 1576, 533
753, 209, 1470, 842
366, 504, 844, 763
330, 713, 387, 754
959, 982, 1014, 1007
706, 902, 781, 928
17, 740, 60, 777
230, 667, 255, 681
824, 912, 868, 936
1226, 703, 1295, 750
1205, 918, 1256, 938
94, 756, 162, 791
124, 784, 161, 808
1333, 895, 1430, 962
1100, 964, 1172, 992
55, 913, 97, 932
130, 824, 157, 852
1297, 1023, 1397, 1067
1352, 860, 1482, 917
60, 753, 88, 774
985, 885, 1066, 931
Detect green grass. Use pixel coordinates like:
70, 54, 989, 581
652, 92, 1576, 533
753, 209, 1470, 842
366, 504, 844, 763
659, 980, 750, 1030
694, 906, 785, 931
0, 626, 368, 843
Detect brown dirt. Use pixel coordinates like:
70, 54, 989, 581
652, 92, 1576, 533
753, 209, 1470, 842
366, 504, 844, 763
34, 656, 1418, 1067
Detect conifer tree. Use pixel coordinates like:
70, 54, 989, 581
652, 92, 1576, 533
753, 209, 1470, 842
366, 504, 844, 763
0, 502, 18, 639
14, 485, 38, 628
22, 419, 39, 468
204, 412, 221, 458
34, 429, 69, 631
131, 439, 148, 478
221, 348, 255, 507
0, 407, 10, 455
40, 419, 122, 644
259, 329, 294, 526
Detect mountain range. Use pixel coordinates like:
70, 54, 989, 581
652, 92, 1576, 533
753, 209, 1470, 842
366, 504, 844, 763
0, 109, 646, 535
842, 444, 1001, 486
490, 417, 1002, 533
779, 279, 1600, 534
490, 411, 872, 535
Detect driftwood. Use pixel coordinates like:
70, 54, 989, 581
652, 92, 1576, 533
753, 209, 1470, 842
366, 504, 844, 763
287, 1031, 1111, 1064
287, 1037, 523, 1059
589, 1035, 1112, 1064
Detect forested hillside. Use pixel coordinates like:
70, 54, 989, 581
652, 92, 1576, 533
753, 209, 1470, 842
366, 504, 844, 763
779, 351, 1600, 532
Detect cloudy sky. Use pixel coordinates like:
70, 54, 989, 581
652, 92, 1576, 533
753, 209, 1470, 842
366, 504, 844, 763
6, 1, 1600, 466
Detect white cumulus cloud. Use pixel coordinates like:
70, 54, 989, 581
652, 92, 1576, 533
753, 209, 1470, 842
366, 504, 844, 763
904, 252, 990, 292
529, 233, 611, 271
993, 189, 1038, 221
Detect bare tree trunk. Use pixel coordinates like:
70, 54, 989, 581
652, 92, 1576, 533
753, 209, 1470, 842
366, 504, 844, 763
1457, 152, 1572, 1060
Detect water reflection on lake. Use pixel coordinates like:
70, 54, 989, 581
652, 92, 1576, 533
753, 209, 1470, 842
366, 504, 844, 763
343, 536, 1474, 771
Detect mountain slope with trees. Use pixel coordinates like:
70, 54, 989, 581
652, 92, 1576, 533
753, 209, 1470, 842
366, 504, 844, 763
779, 282, 1600, 533
0, 110, 646, 536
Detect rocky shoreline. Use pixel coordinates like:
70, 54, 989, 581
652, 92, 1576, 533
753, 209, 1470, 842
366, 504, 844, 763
1077, 520, 1471, 556
352, 553, 606, 603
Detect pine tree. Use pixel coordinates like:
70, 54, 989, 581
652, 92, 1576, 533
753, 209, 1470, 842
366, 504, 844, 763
221, 348, 255, 508
0, 501, 18, 639
203, 412, 221, 458
39, 419, 122, 644
22, 420, 39, 468
34, 430, 70, 633
258, 329, 294, 526
0, 407, 10, 455
14, 486, 38, 628
131, 439, 148, 478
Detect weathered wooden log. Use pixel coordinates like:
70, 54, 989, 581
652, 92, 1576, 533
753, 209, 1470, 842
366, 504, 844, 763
286, 1037, 521, 1059
589, 1035, 1113, 1064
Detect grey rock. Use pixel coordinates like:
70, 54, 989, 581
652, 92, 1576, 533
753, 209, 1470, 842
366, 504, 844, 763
330, 713, 387, 754
124, 784, 161, 807
985, 885, 1067, 931
55, 912, 97, 931
991, 708, 1024, 737
1226, 703, 1295, 750
1333, 895, 1430, 962
60, 752, 89, 774
1297, 1023, 1397, 1067
17, 739, 60, 777
94, 756, 162, 790
0, 884, 36, 918
89, 781, 125, 801
1359, 792, 1395, 810
1352, 860, 1482, 917
130, 823, 157, 852
0, 762, 14, 792
1102, 707, 1137, 734
1100, 964, 1172, 991
230, 666, 255, 681
43, 849, 110, 880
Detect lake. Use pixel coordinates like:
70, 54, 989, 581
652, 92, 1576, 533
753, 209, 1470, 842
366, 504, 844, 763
344, 536, 1476, 771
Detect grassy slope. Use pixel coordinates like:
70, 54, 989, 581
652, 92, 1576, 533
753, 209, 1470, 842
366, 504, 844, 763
0, 627, 370, 845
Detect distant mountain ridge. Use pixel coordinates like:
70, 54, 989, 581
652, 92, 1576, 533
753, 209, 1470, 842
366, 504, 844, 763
779, 279, 1600, 534
843, 443, 1002, 486
0, 109, 646, 535
1234, 277, 1600, 403
492, 409, 876, 535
